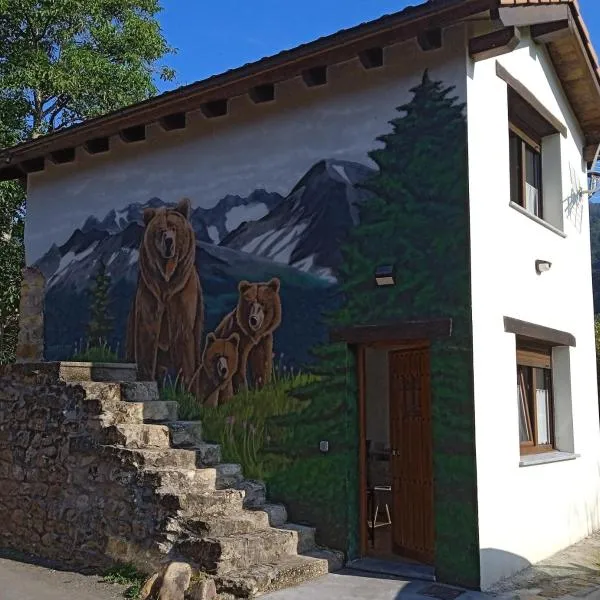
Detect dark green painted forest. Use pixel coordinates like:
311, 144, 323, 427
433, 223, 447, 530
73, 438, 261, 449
261, 71, 480, 587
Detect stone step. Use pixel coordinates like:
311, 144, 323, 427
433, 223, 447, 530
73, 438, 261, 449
161, 489, 246, 515
193, 443, 222, 467
59, 361, 137, 382
214, 550, 340, 598
141, 401, 179, 423
143, 463, 243, 494
106, 447, 198, 470
104, 424, 171, 449
216, 463, 244, 488
281, 523, 316, 554
78, 380, 160, 403
234, 480, 266, 508
168, 421, 203, 447
178, 528, 299, 575
99, 400, 178, 426
99, 401, 145, 426
260, 504, 288, 528
183, 509, 271, 537
143, 467, 207, 494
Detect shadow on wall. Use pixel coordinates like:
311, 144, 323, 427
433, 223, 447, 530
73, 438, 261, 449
479, 468, 600, 591
479, 549, 531, 592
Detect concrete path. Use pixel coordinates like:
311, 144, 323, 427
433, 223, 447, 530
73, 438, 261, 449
3, 532, 600, 600
262, 569, 491, 600
489, 531, 600, 600
0, 556, 126, 600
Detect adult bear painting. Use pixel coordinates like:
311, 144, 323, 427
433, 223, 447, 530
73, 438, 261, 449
214, 278, 282, 392
126, 198, 203, 390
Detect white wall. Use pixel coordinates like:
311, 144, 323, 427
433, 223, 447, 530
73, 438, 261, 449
467, 27, 600, 589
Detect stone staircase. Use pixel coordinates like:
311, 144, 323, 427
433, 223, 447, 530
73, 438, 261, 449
67, 369, 343, 598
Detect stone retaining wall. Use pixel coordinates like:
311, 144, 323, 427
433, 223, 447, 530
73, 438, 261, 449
0, 362, 169, 572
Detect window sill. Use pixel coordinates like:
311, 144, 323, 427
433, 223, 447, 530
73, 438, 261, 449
519, 450, 579, 468
509, 202, 567, 238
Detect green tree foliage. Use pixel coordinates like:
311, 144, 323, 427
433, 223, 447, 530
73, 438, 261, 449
0, 0, 175, 361
264, 73, 478, 582
0, 183, 25, 363
87, 260, 114, 347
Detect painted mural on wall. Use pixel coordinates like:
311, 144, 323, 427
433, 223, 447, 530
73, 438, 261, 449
33, 71, 479, 585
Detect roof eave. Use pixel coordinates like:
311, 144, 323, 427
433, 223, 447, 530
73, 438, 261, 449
3, 0, 600, 178
0, 0, 496, 181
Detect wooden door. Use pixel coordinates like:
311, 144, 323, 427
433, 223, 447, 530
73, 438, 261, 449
389, 347, 435, 564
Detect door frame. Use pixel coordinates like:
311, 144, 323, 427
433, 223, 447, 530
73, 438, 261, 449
357, 338, 432, 558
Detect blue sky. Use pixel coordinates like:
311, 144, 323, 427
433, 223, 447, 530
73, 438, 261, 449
156, 0, 600, 93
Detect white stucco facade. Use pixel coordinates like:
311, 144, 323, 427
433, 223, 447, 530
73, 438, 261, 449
467, 27, 600, 589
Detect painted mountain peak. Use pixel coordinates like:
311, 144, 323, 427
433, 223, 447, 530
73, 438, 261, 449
36, 158, 376, 363
221, 159, 375, 281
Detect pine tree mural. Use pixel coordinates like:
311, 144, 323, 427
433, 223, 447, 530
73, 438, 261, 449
265, 71, 479, 584
86, 260, 114, 348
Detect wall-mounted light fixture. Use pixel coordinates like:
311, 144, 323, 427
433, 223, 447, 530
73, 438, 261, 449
375, 264, 395, 287
535, 259, 552, 275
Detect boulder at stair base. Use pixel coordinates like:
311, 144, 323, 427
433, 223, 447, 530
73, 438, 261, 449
139, 562, 216, 600
140, 562, 192, 600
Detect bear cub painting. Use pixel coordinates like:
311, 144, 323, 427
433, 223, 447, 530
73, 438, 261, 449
194, 333, 240, 407
214, 277, 282, 392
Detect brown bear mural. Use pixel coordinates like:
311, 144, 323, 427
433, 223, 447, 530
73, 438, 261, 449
126, 197, 204, 389
191, 332, 240, 407
214, 278, 282, 391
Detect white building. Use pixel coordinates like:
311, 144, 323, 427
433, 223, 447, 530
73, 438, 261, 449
469, 1, 600, 588
1, 0, 599, 592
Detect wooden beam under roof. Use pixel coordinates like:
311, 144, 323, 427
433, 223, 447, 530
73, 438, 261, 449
469, 26, 520, 61
84, 137, 110, 154
49, 147, 76, 164
20, 157, 45, 174
249, 83, 276, 103
200, 99, 228, 118
531, 19, 571, 44
119, 124, 146, 143
417, 27, 442, 51
358, 47, 384, 69
159, 112, 187, 131
302, 65, 328, 87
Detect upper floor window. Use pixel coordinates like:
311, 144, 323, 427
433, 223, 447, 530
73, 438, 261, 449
505, 81, 565, 231
509, 124, 543, 218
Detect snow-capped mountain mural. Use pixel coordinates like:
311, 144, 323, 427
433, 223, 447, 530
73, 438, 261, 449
222, 160, 374, 282
35, 158, 376, 362
198, 189, 285, 244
